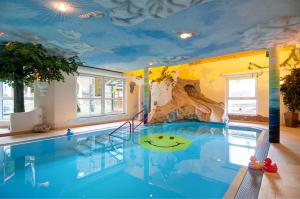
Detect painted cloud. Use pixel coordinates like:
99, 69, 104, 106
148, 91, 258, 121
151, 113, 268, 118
241, 16, 300, 50
0, 0, 300, 71
99, 0, 212, 26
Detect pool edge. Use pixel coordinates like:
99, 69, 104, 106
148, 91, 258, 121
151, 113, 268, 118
223, 127, 269, 199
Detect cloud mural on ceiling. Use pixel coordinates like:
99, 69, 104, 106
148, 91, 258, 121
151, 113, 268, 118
0, 0, 300, 71
58, 29, 81, 40
99, 0, 212, 26
241, 16, 300, 50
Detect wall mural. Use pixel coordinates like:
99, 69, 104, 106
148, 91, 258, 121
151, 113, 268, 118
148, 78, 225, 124
0, 0, 299, 71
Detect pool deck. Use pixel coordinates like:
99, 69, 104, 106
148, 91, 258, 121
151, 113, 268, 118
230, 123, 300, 199
0, 121, 126, 146
0, 121, 299, 198
258, 126, 300, 199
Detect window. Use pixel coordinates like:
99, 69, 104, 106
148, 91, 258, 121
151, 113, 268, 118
104, 78, 124, 114
227, 77, 257, 115
76, 76, 102, 116
76, 74, 125, 117
0, 83, 34, 119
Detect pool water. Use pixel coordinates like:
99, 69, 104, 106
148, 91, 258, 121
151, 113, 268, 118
0, 122, 262, 198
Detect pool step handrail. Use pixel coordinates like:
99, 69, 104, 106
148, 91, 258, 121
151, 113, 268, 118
108, 109, 147, 140
132, 109, 147, 133
109, 121, 132, 141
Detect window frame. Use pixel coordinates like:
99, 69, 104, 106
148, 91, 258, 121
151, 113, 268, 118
0, 82, 34, 119
104, 77, 125, 115
76, 73, 126, 118
226, 75, 258, 116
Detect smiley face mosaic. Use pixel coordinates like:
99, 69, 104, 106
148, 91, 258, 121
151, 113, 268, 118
139, 134, 191, 152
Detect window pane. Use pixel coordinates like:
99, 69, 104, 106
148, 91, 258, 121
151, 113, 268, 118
77, 99, 90, 116
229, 78, 255, 98
76, 75, 125, 117
1, 83, 34, 119
3, 84, 13, 98
91, 77, 102, 98
77, 99, 101, 116
105, 99, 123, 113
105, 78, 124, 99
3, 100, 13, 119
77, 76, 91, 98
90, 99, 101, 115
228, 99, 256, 115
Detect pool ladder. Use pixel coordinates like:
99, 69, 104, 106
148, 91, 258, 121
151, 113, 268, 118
109, 110, 147, 140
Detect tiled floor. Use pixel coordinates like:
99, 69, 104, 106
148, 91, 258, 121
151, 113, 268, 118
258, 126, 300, 199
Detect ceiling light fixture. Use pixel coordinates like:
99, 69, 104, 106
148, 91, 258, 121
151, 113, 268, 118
148, 61, 155, 66
50, 1, 74, 14
177, 31, 196, 40
58, 2, 68, 12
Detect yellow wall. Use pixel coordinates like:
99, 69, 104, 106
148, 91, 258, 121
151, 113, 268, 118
125, 48, 294, 122
178, 50, 291, 118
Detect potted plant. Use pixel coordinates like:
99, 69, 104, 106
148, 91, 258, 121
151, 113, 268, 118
280, 68, 300, 127
0, 41, 83, 113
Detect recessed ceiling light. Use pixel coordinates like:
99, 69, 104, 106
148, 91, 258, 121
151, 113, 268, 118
177, 31, 196, 40
50, 1, 74, 13
58, 2, 68, 12
148, 61, 155, 66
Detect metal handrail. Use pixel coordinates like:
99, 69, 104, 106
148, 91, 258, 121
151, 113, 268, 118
132, 115, 148, 132
132, 109, 144, 119
132, 109, 147, 133
109, 121, 132, 140
108, 109, 146, 140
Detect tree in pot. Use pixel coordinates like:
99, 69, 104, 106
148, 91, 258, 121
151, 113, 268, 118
0, 41, 83, 113
280, 68, 300, 127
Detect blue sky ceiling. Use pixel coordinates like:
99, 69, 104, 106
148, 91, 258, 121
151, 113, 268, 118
0, 0, 300, 72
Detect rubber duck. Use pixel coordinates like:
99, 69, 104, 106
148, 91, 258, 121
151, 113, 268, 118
66, 128, 74, 136
248, 156, 264, 170
263, 158, 278, 173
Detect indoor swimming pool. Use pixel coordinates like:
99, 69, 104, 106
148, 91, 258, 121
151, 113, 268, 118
0, 122, 264, 198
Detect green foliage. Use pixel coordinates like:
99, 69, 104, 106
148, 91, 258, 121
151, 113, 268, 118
152, 66, 175, 87
0, 41, 83, 87
280, 68, 300, 112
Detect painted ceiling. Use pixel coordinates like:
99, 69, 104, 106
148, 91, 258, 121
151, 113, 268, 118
0, 0, 300, 71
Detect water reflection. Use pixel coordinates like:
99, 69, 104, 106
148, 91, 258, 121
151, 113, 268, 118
0, 123, 261, 198
227, 128, 258, 166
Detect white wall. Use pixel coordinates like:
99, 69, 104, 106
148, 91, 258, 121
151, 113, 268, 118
35, 67, 139, 129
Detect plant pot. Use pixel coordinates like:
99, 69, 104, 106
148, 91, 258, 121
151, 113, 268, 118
284, 112, 298, 127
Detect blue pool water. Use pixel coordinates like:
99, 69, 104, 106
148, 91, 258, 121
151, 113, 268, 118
0, 122, 262, 198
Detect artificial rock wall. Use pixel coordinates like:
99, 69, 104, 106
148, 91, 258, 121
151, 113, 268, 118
148, 78, 225, 123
